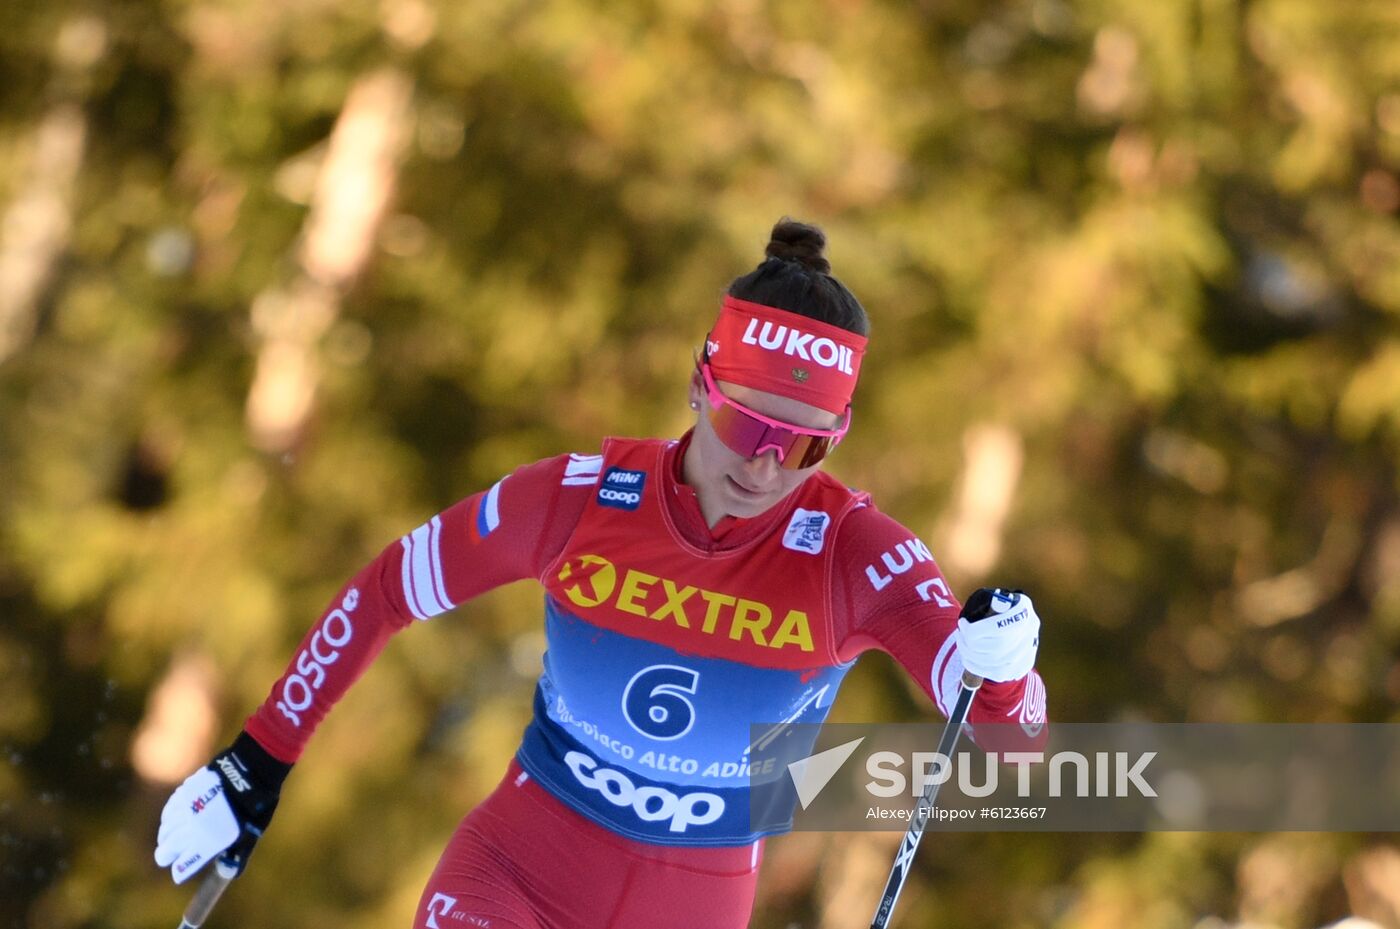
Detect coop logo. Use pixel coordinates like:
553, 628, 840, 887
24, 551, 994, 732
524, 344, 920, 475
565, 750, 725, 833
740, 319, 857, 375
597, 467, 646, 511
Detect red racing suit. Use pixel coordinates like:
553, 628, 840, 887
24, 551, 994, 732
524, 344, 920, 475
244, 433, 1048, 928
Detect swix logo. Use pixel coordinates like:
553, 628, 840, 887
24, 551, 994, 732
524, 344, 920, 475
556, 554, 814, 651
217, 756, 251, 793
740, 318, 856, 375
894, 832, 918, 875
565, 751, 724, 833
865, 538, 935, 591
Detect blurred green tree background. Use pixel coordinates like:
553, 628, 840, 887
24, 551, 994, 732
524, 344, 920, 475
1, 0, 1398, 926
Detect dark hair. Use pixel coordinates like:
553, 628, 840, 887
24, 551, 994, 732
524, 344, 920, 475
726, 218, 870, 337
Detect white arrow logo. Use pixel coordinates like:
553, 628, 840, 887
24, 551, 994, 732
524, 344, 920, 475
426, 893, 456, 929
787, 737, 865, 809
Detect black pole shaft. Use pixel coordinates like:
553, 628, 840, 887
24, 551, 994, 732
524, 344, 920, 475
869, 672, 982, 929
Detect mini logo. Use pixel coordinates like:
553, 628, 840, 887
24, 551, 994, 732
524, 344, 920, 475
791, 367, 810, 383
783, 509, 830, 554
597, 467, 646, 511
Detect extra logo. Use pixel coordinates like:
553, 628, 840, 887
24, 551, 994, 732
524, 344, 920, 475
555, 553, 815, 652
565, 750, 724, 834
597, 467, 646, 511
782, 508, 830, 555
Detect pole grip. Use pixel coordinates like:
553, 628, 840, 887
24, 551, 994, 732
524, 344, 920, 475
177, 857, 238, 929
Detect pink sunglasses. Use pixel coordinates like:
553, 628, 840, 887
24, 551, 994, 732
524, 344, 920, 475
697, 359, 851, 470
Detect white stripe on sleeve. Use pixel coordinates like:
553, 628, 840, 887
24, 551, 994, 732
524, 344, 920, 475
562, 453, 603, 486
400, 516, 454, 620
930, 635, 959, 718
482, 479, 502, 534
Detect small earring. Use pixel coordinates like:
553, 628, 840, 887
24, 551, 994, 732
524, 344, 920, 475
689, 401, 699, 410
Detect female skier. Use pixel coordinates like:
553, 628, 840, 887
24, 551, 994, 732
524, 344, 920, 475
155, 219, 1046, 928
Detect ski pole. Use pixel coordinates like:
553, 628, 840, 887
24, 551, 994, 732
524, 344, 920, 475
177, 855, 239, 929
869, 669, 983, 929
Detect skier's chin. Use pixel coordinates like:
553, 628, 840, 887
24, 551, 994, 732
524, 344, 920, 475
724, 476, 781, 515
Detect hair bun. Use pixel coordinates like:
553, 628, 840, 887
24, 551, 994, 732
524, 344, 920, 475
765, 218, 831, 274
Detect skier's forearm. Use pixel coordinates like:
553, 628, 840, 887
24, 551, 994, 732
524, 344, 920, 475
244, 548, 412, 762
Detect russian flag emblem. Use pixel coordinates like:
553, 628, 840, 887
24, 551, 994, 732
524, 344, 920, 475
468, 478, 504, 542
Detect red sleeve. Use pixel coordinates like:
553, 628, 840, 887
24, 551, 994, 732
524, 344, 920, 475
831, 504, 1048, 745
243, 451, 598, 762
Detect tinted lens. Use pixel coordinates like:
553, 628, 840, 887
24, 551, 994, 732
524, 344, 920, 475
788, 432, 839, 469
706, 403, 839, 470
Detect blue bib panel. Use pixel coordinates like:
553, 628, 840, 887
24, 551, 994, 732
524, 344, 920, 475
515, 438, 865, 846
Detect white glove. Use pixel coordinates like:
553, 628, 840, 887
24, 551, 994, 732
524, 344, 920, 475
954, 587, 1040, 682
153, 767, 240, 884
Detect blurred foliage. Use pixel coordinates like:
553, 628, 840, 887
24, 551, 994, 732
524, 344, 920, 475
2, 0, 1399, 927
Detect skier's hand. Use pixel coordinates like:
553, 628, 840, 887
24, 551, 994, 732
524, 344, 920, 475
954, 588, 1040, 683
154, 732, 291, 884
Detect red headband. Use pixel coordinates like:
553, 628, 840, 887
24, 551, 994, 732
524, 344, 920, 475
704, 295, 867, 414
